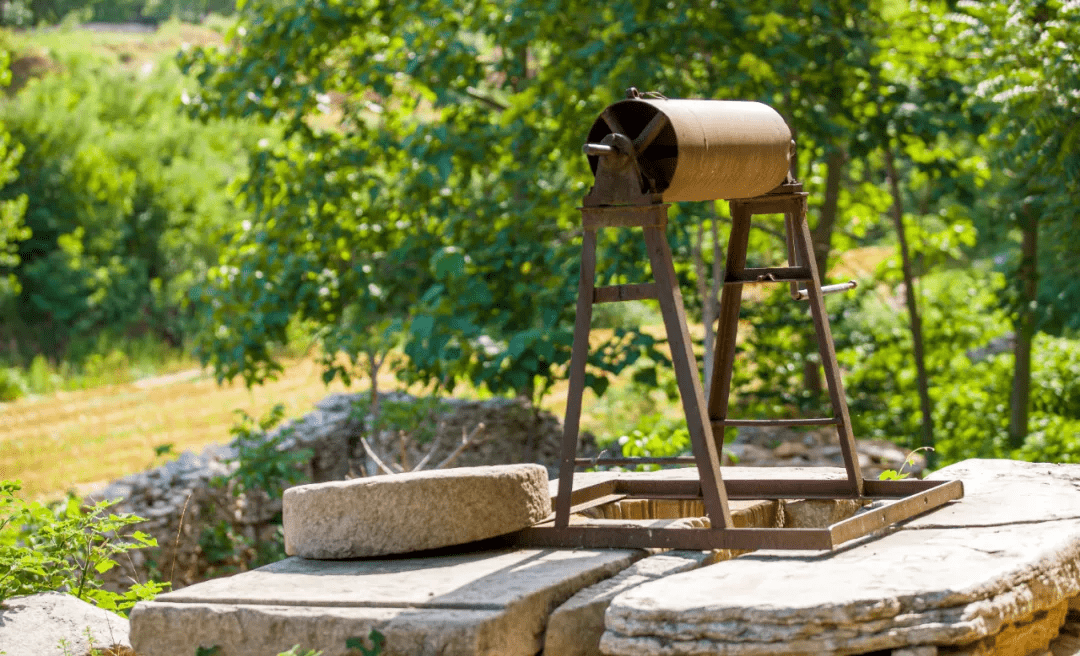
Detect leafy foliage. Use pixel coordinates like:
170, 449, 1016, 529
614, 414, 692, 467
346, 631, 387, 656
221, 403, 310, 500
178, 0, 923, 407
0, 480, 166, 613
832, 268, 1080, 465
1, 0, 235, 26
953, 0, 1080, 333
0, 51, 266, 364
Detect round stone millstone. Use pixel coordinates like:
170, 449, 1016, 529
282, 464, 550, 558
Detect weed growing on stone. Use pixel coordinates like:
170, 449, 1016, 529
346, 630, 386, 656
878, 446, 935, 480
0, 479, 166, 613
351, 393, 451, 447
221, 404, 311, 499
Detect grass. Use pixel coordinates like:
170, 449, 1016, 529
7, 19, 225, 73
0, 357, 351, 501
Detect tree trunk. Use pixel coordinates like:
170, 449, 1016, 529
810, 149, 846, 283
1009, 208, 1038, 449
884, 144, 934, 453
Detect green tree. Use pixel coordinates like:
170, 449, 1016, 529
184, 0, 918, 418
0, 49, 28, 300
0, 53, 264, 361
952, 0, 1080, 445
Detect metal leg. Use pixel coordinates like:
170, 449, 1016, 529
643, 225, 733, 529
707, 204, 752, 445
554, 229, 598, 528
791, 200, 864, 495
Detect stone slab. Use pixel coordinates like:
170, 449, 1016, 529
544, 551, 714, 656
283, 464, 548, 558
0, 592, 130, 656
601, 460, 1080, 656
130, 548, 642, 656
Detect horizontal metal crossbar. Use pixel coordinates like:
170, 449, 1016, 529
517, 479, 963, 551
516, 525, 836, 550
565, 477, 952, 502
712, 418, 839, 428
795, 280, 858, 300
579, 204, 669, 229
725, 266, 812, 284
574, 456, 697, 467
592, 283, 659, 304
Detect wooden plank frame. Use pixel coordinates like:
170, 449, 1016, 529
542, 187, 963, 552
515, 477, 964, 551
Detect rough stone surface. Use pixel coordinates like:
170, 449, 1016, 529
130, 548, 642, 656
1049, 598, 1080, 655
545, 551, 714, 656
0, 592, 130, 656
601, 460, 1080, 656
940, 599, 1067, 655
283, 464, 549, 558
784, 498, 867, 528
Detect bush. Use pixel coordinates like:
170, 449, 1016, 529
0, 367, 26, 401
832, 268, 1080, 466
0, 480, 166, 614
0, 51, 271, 364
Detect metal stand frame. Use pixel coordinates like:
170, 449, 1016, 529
513, 183, 962, 552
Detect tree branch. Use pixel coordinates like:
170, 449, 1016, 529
464, 88, 508, 111
435, 423, 489, 470
360, 437, 396, 476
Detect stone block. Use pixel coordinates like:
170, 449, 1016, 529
0, 592, 130, 656
544, 551, 712, 656
943, 599, 1067, 655
283, 464, 548, 558
130, 548, 642, 656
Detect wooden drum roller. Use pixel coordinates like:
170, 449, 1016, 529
583, 94, 793, 202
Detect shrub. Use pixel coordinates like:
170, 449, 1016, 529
0, 480, 166, 614
0, 367, 26, 401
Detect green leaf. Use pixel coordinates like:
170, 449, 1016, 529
94, 559, 117, 574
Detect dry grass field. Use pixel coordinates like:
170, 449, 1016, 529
0, 358, 353, 500
0, 346, 666, 502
